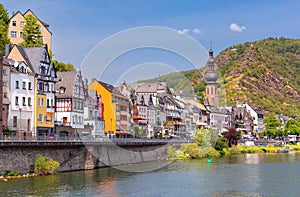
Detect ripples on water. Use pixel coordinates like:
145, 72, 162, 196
1, 153, 300, 197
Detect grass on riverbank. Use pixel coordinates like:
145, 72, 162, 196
167, 143, 300, 160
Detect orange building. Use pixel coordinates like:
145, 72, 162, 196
88, 80, 131, 136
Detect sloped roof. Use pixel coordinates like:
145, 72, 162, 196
98, 80, 114, 93
22, 46, 45, 73
23, 9, 52, 34
129, 82, 169, 94
55, 71, 77, 98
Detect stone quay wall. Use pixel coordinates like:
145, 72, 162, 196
0, 142, 168, 174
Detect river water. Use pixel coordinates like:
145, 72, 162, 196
1, 152, 300, 197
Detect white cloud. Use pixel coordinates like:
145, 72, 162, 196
177, 28, 189, 34
193, 28, 203, 35
230, 23, 246, 32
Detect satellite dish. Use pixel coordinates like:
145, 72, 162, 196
13, 61, 18, 68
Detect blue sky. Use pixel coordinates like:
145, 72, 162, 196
2, 0, 300, 84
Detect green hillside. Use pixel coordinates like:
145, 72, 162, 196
138, 37, 300, 116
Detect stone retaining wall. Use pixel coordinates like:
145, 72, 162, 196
0, 143, 168, 174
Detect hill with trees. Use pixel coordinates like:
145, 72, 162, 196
138, 37, 300, 116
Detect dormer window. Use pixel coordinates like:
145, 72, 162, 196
59, 87, 66, 94
42, 51, 49, 63
40, 66, 45, 75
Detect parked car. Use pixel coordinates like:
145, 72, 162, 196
46, 135, 57, 140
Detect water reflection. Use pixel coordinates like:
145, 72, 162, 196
1, 153, 300, 196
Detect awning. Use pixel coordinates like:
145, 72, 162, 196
133, 115, 148, 120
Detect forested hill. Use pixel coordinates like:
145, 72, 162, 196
138, 37, 300, 116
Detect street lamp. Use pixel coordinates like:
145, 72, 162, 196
110, 118, 112, 137
19, 107, 22, 140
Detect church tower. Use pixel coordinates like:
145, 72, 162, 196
204, 45, 219, 107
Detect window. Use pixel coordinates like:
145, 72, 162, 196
16, 81, 19, 89
39, 114, 43, 122
20, 32, 23, 38
20, 21, 24, 27
22, 97, 26, 106
3, 93, 7, 98
28, 82, 32, 90
38, 82, 44, 91
12, 21, 16, 26
51, 99, 54, 106
28, 97, 31, 106
2, 81, 7, 86
41, 98, 44, 106
38, 98, 40, 106
13, 116, 17, 127
10, 31, 17, 38
47, 99, 49, 107
40, 66, 45, 75
3, 69, 7, 75
15, 96, 19, 105
23, 81, 26, 89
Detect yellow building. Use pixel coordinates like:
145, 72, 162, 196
8, 9, 52, 50
88, 80, 131, 136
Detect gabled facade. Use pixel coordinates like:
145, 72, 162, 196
7, 44, 57, 137
89, 80, 131, 136
8, 61, 35, 138
8, 9, 52, 49
55, 71, 86, 136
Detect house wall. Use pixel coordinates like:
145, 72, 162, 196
89, 80, 116, 134
8, 11, 52, 49
9, 72, 35, 132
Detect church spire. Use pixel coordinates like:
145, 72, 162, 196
209, 42, 213, 57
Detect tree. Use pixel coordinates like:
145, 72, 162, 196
284, 118, 300, 135
264, 113, 281, 129
193, 128, 218, 156
49, 50, 76, 72
214, 136, 228, 151
223, 127, 239, 147
0, 3, 10, 53
263, 113, 282, 138
53, 60, 76, 72
20, 14, 43, 47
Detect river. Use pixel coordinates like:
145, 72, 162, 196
1, 152, 300, 197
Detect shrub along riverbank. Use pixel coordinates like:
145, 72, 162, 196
1, 154, 59, 182
167, 143, 300, 160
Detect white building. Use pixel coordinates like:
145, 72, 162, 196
84, 90, 105, 137
8, 61, 35, 136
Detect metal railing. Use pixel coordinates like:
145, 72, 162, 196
0, 134, 192, 146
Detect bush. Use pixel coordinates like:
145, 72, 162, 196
167, 145, 178, 158
207, 148, 221, 157
34, 154, 60, 175
214, 137, 228, 151
181, 143, 201, 159
229, 146, 242, 155
4, 170, 20, 177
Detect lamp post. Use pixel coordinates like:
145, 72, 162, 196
110, 118, 112, 137
19, 107, 22, 140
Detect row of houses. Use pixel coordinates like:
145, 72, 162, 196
0, 9, 268, 139
0, 43, 268, 140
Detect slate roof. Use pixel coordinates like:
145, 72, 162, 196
22, 46, 45, 73
129, 82, 169, 94
55, 71, 77, 98
98, 80, 114, 93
